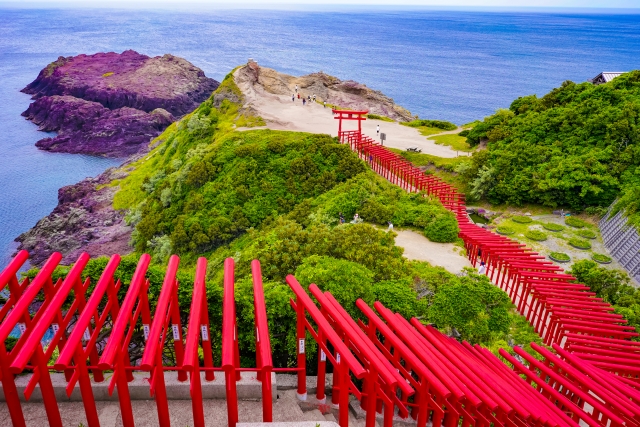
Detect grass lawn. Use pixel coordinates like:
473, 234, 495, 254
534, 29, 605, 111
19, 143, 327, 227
431, 133, 474, 152
400, 124, 446, 136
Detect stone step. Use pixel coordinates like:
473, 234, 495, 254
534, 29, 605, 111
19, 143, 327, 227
0, 371, 276, 402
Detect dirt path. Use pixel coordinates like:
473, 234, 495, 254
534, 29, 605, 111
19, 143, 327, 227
235, 69, 460, 158
394, 229, 473, 274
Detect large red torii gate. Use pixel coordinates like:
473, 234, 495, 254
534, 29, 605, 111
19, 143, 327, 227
333, 109, 368, 134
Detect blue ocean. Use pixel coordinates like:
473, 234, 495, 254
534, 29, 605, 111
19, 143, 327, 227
0, 7, 639, 268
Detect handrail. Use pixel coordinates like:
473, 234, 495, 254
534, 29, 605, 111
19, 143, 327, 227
10, 252, 91, 372
222, 257, 237, 370
285, 275, 365, 377
252, 260, 272, 371
0, 250, 28, 288
0, 252, 62, 342
184, 257, 207, 370
99, 253, 150, 369
54, 254, 121, 370
140, 255, 180, 370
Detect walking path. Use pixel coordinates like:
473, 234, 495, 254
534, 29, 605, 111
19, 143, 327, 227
234, 69, 460, 158
394, 229, 472, 274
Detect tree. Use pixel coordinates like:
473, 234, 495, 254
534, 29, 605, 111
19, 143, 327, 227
569, 260, 630, 304
428, 269, 511, 344
294, 255, 375, 319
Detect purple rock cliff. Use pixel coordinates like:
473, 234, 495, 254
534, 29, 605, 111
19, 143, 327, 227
22, 50, 219, 157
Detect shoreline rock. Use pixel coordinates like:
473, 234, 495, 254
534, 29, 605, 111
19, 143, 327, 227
15, 161, 139, 266
22, 50, 219, 157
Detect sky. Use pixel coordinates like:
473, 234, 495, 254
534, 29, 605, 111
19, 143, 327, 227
0, 0, 639, 9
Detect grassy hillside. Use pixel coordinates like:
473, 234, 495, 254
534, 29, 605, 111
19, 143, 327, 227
24, 71, 542, 368
459, 71, 640, 216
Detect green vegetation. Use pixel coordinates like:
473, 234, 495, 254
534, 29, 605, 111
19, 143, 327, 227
496, 226, 514, 235
457, 72, 640, 215
431, 133, 473, 152
569, 260, 639, 340
543, 223, 564, 232
102, 72, 114, 78
366, 114, 394, 122
565, 217, 588, 228
5, 336, 18, 352
549, 252, 570, 262
525, 230, 547, 241
577, 229, 597, 239
404, 119, 457, 131
592, 253, 612, 264
512, 215, 532, 224
568, 237, 591, 250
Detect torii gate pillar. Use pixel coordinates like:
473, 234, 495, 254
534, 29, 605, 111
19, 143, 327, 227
333, 109, 368, 135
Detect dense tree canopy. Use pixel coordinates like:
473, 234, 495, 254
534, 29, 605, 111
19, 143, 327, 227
460, 71, 640, 212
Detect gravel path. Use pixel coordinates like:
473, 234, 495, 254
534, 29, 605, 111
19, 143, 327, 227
394, 229, 472, 274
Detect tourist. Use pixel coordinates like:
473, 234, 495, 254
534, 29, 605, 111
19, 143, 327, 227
313, 94, 316, 102
292, 94, 295, 102
307, 95, 311, 103
295, 84, 298, 93
339, 212, 345, 224
369, 154, 373, 164
354, 213, 360, 223
388, 221, 393, 231
297, 93, 300, 99
303, 98, 306, 106
478, 261, 486, 275
323, 101, 326, 108
377, 125, 380, 136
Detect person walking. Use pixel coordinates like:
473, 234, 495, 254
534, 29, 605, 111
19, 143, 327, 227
478, 261, 486, 275
297, 93, 300, 99
387, 221, 393, 231
292, 94, 295, 102
313, 94, 316, 102
302, 98, 306, 106
376, 124, 380, 136
295, 84, 298, 93
323, 101, 326, 108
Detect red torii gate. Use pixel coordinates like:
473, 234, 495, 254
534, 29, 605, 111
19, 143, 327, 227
333, 109, 368, 134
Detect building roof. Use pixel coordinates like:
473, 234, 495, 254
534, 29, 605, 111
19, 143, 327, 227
590, 72, 626, 84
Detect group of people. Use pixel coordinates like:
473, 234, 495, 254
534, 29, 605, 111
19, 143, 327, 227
292, 84, 326, 107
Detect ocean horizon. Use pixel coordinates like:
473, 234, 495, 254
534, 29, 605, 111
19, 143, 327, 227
1, 7, 639, 267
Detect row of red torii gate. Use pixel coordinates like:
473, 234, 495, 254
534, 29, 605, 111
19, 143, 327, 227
0, 111, 639, 427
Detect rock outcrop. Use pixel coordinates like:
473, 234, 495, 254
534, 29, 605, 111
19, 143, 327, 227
22, 50, 219, 157
24, 95, 174, 157
235, 63, 413, 122
15, 164, 135, 266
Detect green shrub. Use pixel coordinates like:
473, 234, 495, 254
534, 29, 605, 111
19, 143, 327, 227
592, 253, 612, 263
496, 226, 514, 235
525, 230, 547, 241
366, 114, 394, 122
577, 229, 597, 239
429, 270, 511, 344
5, 336, 18, 352
543, 223, 564, 232
549, 252, 570, 262
512, 215, 532, 223
569, 237, 591, 250
405, 119, 457, 131
424, 213, 459, 243
458, 129, 470, 137
565, 217, 588, 228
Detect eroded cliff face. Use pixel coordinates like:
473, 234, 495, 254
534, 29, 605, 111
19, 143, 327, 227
15, 164, 135, 266
22, 50, 219, 157
236, 63, 414, 122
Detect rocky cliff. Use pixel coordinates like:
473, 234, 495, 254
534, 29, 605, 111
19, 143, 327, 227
16, 164, 134, 266
236, 64, 413, 122
22, 50, 219, 157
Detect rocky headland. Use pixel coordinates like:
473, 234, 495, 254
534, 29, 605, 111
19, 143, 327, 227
235, 62, 414, 122
17, 60, 418, 266
22, 50, 219, 157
